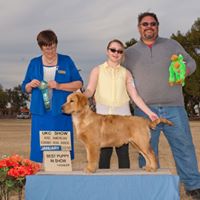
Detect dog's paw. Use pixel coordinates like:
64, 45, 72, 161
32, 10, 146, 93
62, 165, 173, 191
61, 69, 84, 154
144, 165, 157, 172
84, 166, 96, 173
150, 168, 157, 172
150, 165, 158, 172
144, 166, 151, 172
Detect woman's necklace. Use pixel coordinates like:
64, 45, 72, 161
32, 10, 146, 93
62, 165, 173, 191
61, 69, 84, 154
43, 55, 57, 65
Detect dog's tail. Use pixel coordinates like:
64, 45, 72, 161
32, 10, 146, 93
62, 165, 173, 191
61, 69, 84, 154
149, 118, 173, 129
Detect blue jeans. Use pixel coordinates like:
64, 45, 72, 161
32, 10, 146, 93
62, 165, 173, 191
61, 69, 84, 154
134, 106, 200, 191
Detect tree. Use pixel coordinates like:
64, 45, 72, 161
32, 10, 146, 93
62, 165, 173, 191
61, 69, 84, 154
0, 85, 30, 117
171, 18, 200, 117
0, 86, 8, 115
125, 38, 137, 49
6, 85, 30, 114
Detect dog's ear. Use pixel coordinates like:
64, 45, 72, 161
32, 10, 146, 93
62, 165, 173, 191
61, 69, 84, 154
76, 93, 88, 108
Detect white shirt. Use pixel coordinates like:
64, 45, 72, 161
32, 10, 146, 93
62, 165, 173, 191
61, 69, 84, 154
43, 65, 57, 101
43, 65, 57, 82
96, 102, 131, 115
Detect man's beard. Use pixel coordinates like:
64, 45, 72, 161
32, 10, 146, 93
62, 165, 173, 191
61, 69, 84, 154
143, 29, 156, 40
144, 33, 155, 40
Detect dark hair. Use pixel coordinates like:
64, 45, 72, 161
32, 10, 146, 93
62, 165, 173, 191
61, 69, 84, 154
138, 12, 159, 26
107, 39, 124, 50
37, 30, 58, 48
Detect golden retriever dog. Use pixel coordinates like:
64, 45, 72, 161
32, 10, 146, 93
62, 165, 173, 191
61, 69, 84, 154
62, 92, 173, 173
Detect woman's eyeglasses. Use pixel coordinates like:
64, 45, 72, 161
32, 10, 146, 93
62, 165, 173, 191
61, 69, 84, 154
42, 44, 57, 51
140, 22, 158, 27
109, 48, 123, 54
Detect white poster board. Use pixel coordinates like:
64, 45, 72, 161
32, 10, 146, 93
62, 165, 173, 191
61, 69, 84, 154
40, 131, 71, 151
43, 151, 72, 172
40, 131, 72, 172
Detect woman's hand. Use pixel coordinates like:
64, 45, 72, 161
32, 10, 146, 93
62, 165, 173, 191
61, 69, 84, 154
26, 79, 40, 92
29, 79, 41, 88
48, 80, 58, 89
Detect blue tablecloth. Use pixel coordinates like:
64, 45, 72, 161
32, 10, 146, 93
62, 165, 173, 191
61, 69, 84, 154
25, 170, 180, 200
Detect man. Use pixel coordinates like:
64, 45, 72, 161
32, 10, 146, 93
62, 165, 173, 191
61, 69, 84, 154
124, 12, 200, 199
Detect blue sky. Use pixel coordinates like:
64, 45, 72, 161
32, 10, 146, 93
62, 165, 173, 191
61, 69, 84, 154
0, 0, 199, 89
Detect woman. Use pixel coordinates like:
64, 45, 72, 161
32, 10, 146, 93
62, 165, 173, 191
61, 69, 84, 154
84, 39, 158, 169
22, 30, 83, 163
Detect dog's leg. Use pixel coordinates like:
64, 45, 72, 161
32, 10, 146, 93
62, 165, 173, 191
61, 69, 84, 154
130, 140, 158, 172
130, 141, 152, 171
146, 146, 158, 171
139, 145, 158, 172
84, 144, 100, 173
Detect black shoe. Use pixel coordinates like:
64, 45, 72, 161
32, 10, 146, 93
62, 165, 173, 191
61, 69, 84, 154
186, 188, 200, 199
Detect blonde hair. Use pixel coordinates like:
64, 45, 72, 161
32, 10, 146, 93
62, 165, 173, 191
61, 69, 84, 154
107, 39, 125, 64
107, 39, 125, 50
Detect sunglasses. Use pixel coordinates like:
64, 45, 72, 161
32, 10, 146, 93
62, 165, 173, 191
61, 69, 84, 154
109, 48, 123, 54
140, 22, 158, 27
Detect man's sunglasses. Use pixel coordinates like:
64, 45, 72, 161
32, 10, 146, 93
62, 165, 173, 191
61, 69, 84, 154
109, 48, 123, 54
140, 22, 158, 27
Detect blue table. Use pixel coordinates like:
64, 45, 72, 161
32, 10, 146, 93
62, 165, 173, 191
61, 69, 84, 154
25, 170, 180, 200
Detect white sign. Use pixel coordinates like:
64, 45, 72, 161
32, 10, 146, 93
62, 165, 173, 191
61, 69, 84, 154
43, 151, 72, 172
40, 131, 71, 151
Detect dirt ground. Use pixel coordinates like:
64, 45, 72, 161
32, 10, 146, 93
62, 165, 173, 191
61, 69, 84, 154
0, 119, 200, 200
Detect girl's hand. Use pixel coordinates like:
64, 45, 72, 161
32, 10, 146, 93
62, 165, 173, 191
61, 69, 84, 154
148, 112, 159, 121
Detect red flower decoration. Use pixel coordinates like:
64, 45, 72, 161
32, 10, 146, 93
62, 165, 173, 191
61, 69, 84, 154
0, 154, 41, 199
